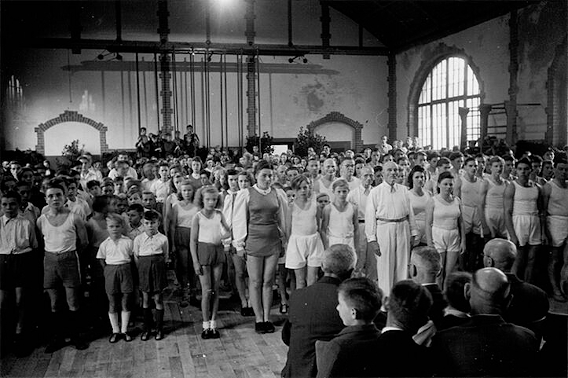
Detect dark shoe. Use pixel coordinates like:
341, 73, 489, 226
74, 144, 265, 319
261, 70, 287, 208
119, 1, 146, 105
109, 333, 121, 343
201, 329, 211, 339
155, 330, 164, 341
140, 331, 151, 341
72, 336, 88, 350
209, 329, 220, 339
263, 321, 275, 333
254, 322, 265, 334
44, 338, 65, 354
279, 303, 289, 314
245, 307, 255, 317
122, 332, 133, 342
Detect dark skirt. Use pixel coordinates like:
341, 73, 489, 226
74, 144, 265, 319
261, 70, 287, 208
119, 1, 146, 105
175, 226, 191, 249
104, 263, 134, 295
137, 255, 167, 293
197, 242, 226, 266
245, 223, 282, 258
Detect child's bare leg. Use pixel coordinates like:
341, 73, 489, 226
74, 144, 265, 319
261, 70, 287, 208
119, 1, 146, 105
200, 266, 213, 324
294, 267, 307, 289
211, 264, 224, 322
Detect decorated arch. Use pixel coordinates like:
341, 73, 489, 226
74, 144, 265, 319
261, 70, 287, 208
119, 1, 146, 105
307, 111, 364, 151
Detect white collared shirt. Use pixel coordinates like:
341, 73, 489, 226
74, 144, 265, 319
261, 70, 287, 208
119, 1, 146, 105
0, 214, 38, 255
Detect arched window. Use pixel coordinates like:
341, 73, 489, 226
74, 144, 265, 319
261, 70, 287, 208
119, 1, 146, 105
417, 57, 481, 150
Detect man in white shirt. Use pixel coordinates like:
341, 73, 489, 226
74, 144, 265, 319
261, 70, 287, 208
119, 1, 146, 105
366, 162, 419, 296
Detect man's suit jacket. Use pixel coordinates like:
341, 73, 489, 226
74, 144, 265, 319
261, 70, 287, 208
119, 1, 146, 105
281, 276, 345, 378
432, 314, 539, 377
315, 324, 381, 378
373, 330, 433, 377
504, 273, 549, 329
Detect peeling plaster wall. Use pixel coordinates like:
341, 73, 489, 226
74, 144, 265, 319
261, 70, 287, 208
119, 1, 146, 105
3, 0, 387, 154
516, 1, 567, 141
395, 0, 567, 145
396, 15, 510, 141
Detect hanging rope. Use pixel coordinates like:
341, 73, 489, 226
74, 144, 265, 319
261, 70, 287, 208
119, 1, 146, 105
223, 53, 229, 150
237, 52, 243, 150
154, 53, 160, 133
135, 52, 142, 134
142, 57, 149, 128
256, 51, 262, 151
201, 56, 206, 146
172, 50, 179, 134
219, 54, 224, 149
205, 52, 211, 148
190, 52, 196, 128
183, 57, 189, 127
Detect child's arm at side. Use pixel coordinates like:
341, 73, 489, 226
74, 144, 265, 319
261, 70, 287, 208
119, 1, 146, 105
320, 205, 330, 250
218, 210, 231, 240
352, 204, 359, 253
190, 215, 202, 275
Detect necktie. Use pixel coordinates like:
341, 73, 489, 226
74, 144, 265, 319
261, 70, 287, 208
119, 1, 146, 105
390, 183, 396, 193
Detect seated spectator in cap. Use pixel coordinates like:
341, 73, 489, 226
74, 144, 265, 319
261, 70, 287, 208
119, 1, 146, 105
315, 277, 382, 378
108, 154, 138, 180
483, 238, 548, 333
282, 244, 356, 378
432, 267, 539, 377
438, 271, 471, 330
372, 280, 433, 377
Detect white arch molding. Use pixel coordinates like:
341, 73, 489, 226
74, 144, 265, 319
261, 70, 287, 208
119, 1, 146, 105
306, 112, 364, 152
35, 111, 109, 155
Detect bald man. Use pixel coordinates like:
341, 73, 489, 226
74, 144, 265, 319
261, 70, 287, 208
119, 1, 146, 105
366, 162, 419, 296
432, 268, 538, 377
483, 238, 548, 331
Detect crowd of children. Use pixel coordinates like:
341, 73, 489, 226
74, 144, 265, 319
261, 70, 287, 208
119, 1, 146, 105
1, 134, 567, 357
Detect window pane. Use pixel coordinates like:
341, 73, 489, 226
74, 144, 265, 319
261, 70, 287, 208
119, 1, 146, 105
448, 100, 460, 149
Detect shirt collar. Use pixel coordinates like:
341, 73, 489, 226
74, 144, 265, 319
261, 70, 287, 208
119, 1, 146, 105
382, 326, 404, 333
253, 184, 271, 195
2, 214, 19, 225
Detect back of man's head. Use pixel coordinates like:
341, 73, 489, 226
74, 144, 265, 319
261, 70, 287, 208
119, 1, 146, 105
322, 244, 356, 279
339, 278, 383, 323
410, 246, 441, 284
444, 271, 472, 313
483, 238, 516, 272
386, 280, 433, 333
467, 268, 510, 315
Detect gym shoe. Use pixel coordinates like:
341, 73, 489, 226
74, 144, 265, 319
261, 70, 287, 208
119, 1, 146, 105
122, 332, 133, 342
209, 329, 220, 339
254, 322, 265, 334
140, 331, 151, 341
109, 333, 121, 343
155, 330, 164, 341
201, 329, 211, 339
263, 321, 275, 333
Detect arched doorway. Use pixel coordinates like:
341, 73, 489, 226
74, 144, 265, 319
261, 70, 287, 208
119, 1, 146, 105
307, 112, 363, 152
35, 111, 109, 155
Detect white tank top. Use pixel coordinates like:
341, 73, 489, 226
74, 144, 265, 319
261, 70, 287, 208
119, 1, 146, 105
433, 196, 461, 230
408, 190, 431, 223
38, 212, 77, 253
317, 177, 335, 202
547, 181, 568, 217
512, 181, 539, 216
461, 177, 482, 208
173, 202, 198, 228
197, 211, 223, 244
485, 177, 506, 210
328, 202, 354, 239
291, 198, 318, 236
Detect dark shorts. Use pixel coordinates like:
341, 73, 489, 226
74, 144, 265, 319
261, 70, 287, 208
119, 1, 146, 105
0, 253, 35, 290
104, 263, 134, 295
197, 242, 226, 266
174, 227, 191, 249
44, 251, 81, 289
137, 255, 167, 293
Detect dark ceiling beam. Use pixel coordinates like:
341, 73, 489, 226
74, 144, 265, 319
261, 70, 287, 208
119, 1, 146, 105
11, 38, 390, 56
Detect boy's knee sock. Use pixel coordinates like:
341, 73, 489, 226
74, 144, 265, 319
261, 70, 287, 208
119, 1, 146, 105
143, 308, 153, 331
108, 312, 120, 333
155, 309, 164, 331
120, 311, 130, 333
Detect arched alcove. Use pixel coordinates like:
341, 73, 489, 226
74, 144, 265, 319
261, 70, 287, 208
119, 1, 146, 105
307, 112, 363, 152
35, 111, 109, 155
546, 37, 567, 147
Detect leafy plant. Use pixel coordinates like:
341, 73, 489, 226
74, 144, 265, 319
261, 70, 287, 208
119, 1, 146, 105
293, 127, 327, 157
57, 139, 84, 169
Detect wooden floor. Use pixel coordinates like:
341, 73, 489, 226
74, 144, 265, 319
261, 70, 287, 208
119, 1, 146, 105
1, 277, 290, 378
2, 278, 568, 378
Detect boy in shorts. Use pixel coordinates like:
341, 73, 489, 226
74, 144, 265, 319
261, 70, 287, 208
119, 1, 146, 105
133, 210, 169, 340
37, 181, 88, 353
0, 191, 38, 356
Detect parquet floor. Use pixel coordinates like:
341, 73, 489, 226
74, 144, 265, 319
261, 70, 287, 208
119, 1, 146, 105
1, 276, 290, 378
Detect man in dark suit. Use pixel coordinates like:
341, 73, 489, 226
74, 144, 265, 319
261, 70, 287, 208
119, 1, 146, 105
315, 278, 382, 378
281, 245, 356, 378
432, 267, 539, 377
409, 246, 446, 327
483, 238, 549, 330
372, 280, 434, 377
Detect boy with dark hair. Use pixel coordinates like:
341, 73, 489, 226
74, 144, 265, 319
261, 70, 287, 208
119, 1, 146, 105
0, 191, 38, 356
37, 181, 89, 352
315, 277, 382, 378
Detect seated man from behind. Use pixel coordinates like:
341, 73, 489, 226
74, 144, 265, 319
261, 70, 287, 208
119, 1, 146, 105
315, 277, 382, 378
281, 244, 356, 378
432, 267, 539, 377
373, 280, 434, 377
438, 271, 471, 330
483, 238, 549, 331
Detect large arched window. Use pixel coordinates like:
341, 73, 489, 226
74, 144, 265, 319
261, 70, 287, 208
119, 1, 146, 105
418, 57, 481, 150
